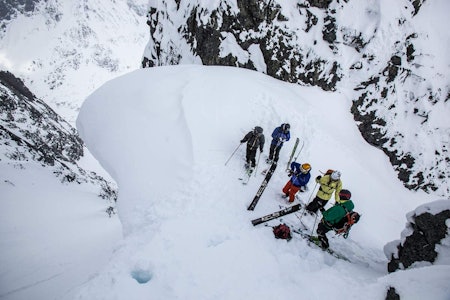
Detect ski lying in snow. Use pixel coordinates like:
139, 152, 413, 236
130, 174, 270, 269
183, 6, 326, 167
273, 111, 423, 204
292, 228, 350, 261
286, 137, 300, 171
247, 162, 278, 211
251, 203, 302, 225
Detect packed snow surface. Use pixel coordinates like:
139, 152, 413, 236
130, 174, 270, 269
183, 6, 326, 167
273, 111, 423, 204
73, 65, 448, 299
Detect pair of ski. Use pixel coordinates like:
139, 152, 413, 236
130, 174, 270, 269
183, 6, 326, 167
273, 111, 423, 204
248, 138, 301, 210
292, 226, 349, 261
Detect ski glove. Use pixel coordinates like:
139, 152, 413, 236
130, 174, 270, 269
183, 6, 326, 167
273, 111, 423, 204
316, 175, 322, 181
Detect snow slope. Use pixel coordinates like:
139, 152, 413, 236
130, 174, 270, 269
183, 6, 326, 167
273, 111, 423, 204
0, 163, 121, 300
73, 65, 447, 299
0, 0, 149, 124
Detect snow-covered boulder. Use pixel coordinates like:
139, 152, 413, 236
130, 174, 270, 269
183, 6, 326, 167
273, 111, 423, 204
384, 199, 450, 273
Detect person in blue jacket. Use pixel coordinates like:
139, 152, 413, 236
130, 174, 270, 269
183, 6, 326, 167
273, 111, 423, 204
266, 123, 290, 163
282, 162, 311, 203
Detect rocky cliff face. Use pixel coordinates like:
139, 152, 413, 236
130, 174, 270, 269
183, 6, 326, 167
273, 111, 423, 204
385, 200, 450, 273
142, 0, 449, 198
143, 0, 343, 91
0, 70, 117, 201
0, 0, 41, 23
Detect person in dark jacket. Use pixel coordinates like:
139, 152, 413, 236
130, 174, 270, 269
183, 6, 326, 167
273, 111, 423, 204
316, 189, 360, 249
240, 126, 265, 171
282, 162, 311, 203
266, 123, 290, 163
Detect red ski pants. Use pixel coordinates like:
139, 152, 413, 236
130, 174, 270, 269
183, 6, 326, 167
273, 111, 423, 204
282, 181, 300, 203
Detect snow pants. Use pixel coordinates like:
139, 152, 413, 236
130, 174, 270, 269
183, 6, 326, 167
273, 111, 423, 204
306, 196, 328, 214
246, 147, 257, 167
282, 181, 300, 203
269, 144, 282, 162
316, 221, 331, 249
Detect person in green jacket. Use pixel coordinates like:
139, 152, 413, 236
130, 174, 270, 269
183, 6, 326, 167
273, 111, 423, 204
306, 170, 343, 214
316, 189, 360, 249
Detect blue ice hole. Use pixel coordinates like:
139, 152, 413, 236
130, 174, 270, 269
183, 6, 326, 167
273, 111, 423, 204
131, 269, 153, 284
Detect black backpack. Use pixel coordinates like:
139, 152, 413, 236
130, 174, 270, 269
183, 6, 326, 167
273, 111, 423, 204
273, 224, 292, 240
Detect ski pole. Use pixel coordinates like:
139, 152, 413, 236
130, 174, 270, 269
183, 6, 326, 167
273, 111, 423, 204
224, 143, 242, 166
306, 181, 318, 205
310, 213, 319, 236
296, 181, 318, 223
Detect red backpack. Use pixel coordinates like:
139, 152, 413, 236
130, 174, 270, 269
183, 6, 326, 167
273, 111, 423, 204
324, 169, 334, 175
335, 211, 361, 238
273, 224, 292, 240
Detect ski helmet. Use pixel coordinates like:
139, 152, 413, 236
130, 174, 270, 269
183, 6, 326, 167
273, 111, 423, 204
254, 126, 263, 134
339, 189, 351, 200
300, 163, 311, 174
331, 170, 341, 181
282, 123, 290, 133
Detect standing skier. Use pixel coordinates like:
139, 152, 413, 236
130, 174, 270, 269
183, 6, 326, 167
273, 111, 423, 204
316, 189, 360, 249
240, 126, 265, 173
266, 123, 290, 163
282, 162, 311, 203
306, 170, 342, 214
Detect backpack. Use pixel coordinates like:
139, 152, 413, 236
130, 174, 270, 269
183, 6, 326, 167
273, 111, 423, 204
335, 211, 361, 238
273, 224, 292, 240
324, 169, 334, 175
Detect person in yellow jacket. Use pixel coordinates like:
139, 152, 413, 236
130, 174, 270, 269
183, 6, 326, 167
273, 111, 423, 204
306, 170, 342, 214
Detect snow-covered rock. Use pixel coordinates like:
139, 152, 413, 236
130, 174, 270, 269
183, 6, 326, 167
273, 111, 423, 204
0, 70, 116, 201
142, 0, 450, 198
0, 0, 149, 124
384, 199, 450, 273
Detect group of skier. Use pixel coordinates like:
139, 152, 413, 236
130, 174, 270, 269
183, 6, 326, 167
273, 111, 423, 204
240, 123, 292, 173
239, 123, 360, 249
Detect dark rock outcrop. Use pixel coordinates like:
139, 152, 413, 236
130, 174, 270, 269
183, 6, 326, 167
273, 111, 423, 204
386, 287, 400, 300
351, 33, 449, 196
143, 0, 343, 91
0, 0, 40, 22
385, 200, 450, 273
